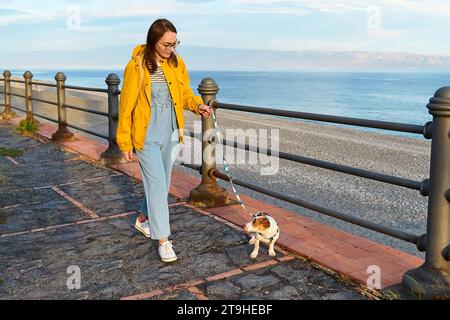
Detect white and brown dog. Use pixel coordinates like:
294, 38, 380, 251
243, 211, 280, 259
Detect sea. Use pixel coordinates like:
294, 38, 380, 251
8, 69, 450, 138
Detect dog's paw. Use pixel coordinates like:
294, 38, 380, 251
250, 251, 258, 259
269, 250, 276, 257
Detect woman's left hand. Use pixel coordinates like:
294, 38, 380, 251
198, 104, 213, 117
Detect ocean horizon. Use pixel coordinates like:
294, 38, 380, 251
6, 69, 450, 138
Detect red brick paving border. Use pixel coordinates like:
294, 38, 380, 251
51, 186, 100, 219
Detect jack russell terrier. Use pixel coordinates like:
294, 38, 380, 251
243, 211, 280, 259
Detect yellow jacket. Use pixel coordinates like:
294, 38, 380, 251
116, 44, 203, 152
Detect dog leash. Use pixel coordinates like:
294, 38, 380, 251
211, 111, 256, 218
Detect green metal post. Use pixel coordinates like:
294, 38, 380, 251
188, 78, 229, 207
402, 87, 450, 299
52, 72, 74, 141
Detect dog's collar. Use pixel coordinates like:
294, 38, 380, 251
257, 227, 279, 241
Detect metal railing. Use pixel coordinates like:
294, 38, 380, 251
203, 103, 429, 245
1, 70, 449, 297
187, 78, 450, 298
183, 89, 425, 245
1, 70, 122, 164
187, 79, 432, 245
63, 84, 109, 93
216, 102, 428, 135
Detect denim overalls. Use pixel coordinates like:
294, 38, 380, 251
135, 81, 179, 240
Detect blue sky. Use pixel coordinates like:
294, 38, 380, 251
1, 0, 450, 57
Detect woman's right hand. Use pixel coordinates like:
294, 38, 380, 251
123, 150, 135, 162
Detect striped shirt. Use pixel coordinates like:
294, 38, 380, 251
148, 63, 166, 83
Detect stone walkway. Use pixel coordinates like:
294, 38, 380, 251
0, 120, 369, 300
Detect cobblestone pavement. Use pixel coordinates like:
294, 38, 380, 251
0, 121, 370, 300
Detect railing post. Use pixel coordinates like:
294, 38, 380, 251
100, 73, 125, 165
52, 72, 73, 141
402, 87, 450, 299
23, 71, 34, 122
188, 78, 229, 207
1, 70, 16, 119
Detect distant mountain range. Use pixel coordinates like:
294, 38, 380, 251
2, 44, 450, 72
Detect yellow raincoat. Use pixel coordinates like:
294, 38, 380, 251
116, 44, 203, 152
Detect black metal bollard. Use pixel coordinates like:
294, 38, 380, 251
100, 73, 126, 165
52, 72, 74, 141
188, 78, 229, 207
402, 86, 450, 299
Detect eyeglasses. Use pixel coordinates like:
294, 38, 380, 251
159, 40, 180, 50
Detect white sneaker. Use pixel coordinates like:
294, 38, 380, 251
134, 217, 151, 238
158, 240, 177, 263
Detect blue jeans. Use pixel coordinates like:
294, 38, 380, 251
135, 82, 179, 240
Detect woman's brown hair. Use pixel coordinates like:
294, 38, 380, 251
143, 19, 178, 74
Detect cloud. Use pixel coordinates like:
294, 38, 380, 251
387, 0, 450, 16
175, 0, 216, 2
88, 0, 176, 18
2, 0, 450, 26
0, 10, 59, 26
0, 0, 448, 56
225, 0, 450, 16
367, 29, 402, 40
0, 0, 65, 25
0, 8, 25, 15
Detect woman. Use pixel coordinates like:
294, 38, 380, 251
116, 19, 212, 263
